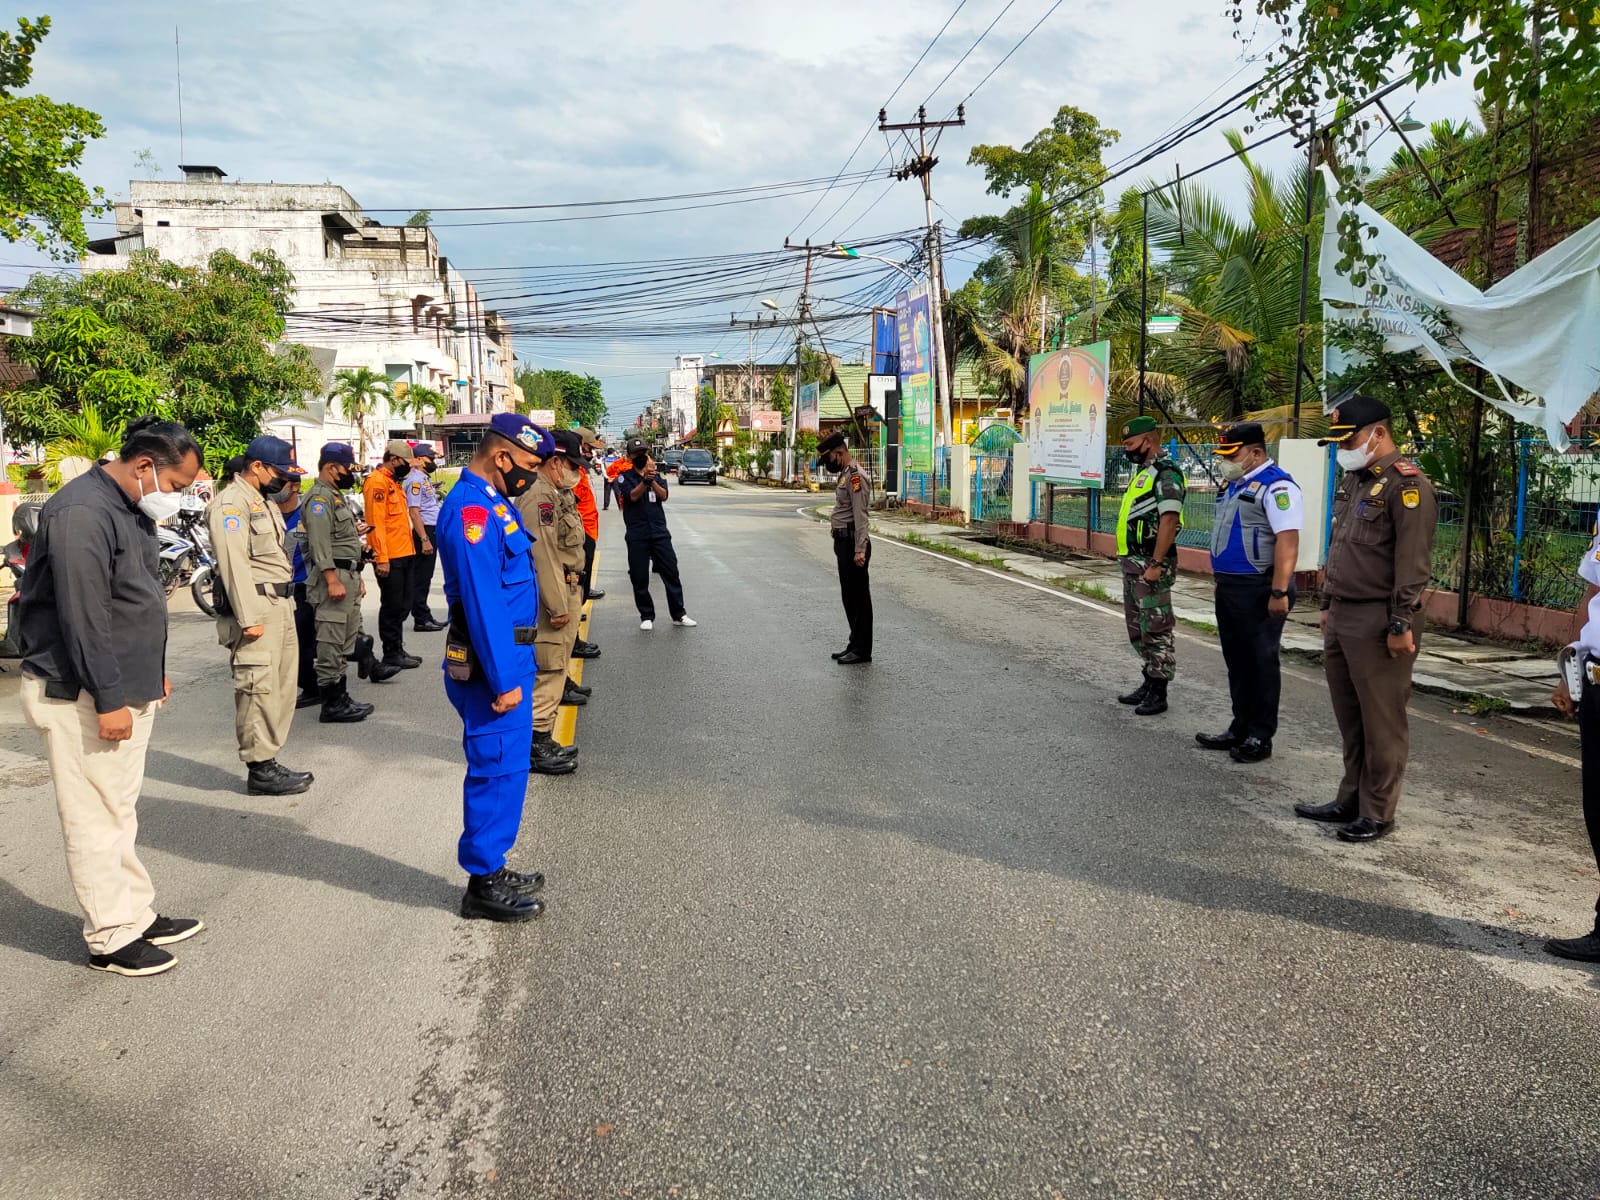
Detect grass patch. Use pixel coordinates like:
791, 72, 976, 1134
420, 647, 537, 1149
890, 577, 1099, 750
1464, 693, 1512, 715
1049, 576, 1115, 603
902, 529, 1006, 568
1179, 617, 1219, 634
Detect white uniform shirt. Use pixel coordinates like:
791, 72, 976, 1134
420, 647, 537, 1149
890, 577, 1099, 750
1240, 460, 1304, 535
1577, 530, 1600, 654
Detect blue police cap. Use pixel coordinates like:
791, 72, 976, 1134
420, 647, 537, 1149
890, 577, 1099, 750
245, 434, 304, 475
318, 441, 356, 467
488, 412, 551, 458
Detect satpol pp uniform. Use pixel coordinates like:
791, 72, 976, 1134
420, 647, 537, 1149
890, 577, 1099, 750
300, 459, 380, 723
515, 455, 584, 774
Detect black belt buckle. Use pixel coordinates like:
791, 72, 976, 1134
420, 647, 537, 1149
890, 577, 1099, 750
513, 626, 537, 646
256, 582, 291, 598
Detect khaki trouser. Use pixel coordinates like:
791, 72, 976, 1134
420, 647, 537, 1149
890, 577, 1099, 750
225, 597, 297, 763
532, 582, 581, 733
1323, 598, 1420, 823
309, 567, 363, 686
20, 675, 159, 955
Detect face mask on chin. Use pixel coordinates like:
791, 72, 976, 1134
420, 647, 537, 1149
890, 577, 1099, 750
136, 465, 185, 523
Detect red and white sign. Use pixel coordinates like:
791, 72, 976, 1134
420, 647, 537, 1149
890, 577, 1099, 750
751, 409, 782, 433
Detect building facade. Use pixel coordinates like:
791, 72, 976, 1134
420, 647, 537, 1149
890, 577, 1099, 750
85, 165, 521, 463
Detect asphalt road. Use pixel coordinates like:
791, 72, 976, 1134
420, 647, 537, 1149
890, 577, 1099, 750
2, 481, 1598, 1200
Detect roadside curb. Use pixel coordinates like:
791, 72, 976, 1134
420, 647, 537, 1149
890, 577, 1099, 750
811, 506, 1561, 719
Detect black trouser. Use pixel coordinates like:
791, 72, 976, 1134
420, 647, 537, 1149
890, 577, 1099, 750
627, 534, 684, 621
573, 534, 598, 655
1213, 572, 1291, 741
292, 582, 317, 694
833, 530, 873, 656
1582, 659, 1600, 928
377, 556, 415, 657
602, 480, 613, 510
411, 524, 438, 622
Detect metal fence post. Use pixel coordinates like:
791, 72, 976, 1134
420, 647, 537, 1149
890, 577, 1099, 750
1510, 438, 1529, 602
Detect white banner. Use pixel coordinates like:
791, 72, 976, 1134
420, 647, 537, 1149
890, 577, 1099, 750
1320, 165, 1600, 448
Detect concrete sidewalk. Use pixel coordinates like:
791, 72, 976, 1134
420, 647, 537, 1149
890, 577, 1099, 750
840, 504, 1563, 715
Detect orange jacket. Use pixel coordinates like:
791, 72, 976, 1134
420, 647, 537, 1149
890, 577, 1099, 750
572, 471, 599, 538
363, 469, 415, 564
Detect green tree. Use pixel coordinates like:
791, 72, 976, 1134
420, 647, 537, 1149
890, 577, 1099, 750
329, 367, 394, 463
514, 367, 608, 430
5, 248, 321, 450
769, 373, 792, 418
42, 404, 122, 486
0, 16, 107, 258
394, 383, 449, 425
405, 210, 432, 228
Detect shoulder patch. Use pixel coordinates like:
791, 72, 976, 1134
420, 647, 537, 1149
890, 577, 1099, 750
307, 498, 327, 515
222, 513, 242, 533
1393, 460, 1420, 477
406, 482, 421, 496
462, 504, 489, 545
1401, 487, 1421, 509
539, 501, 555, 526
1275, 491, 1291, 511
851, 474, 862, 493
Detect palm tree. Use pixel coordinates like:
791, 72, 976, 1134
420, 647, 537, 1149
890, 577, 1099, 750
44, 405, 123, 485
393, 383, 448, 428
329, 367, 393, 463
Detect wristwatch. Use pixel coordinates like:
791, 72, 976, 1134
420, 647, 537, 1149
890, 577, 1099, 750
1270, 588, 1289, 599
1387, 618, 1409, 636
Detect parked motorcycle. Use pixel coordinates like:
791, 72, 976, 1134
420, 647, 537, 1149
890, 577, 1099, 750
158, 496, 219, 616
0, 501, 42, 662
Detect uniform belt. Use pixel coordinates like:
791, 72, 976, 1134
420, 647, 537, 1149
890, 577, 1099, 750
833, 525, 855, 539
255, 582, 293, 598
513, 626, 537, 645
333, 558, 360, 571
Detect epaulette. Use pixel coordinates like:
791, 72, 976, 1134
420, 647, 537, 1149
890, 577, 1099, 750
1392, 460, 1420, 477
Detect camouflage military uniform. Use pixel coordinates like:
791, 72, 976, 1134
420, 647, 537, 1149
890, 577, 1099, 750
1117, 455, 1186, 682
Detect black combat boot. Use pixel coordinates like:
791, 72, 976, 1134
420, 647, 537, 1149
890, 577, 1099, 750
382, 648, 423, 670
351, 633, 376, 679
1117, 678, 1152, 705
460, 873, 544, 922
530, 733, 577, 775
319, 679, 370, 724
1134, 678, 1169, 716
486, 865, 545, 894
561, 681, 588, 707
246, 760, 314, 796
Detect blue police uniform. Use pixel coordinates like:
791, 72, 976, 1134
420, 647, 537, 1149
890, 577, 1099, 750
283, 503, 317, 699
437, 468, 539, 876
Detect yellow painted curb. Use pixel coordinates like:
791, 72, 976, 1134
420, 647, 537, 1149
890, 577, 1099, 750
553, 544, 598, 746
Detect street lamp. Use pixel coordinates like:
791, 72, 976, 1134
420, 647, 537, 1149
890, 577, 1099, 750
826, 243, 920, 284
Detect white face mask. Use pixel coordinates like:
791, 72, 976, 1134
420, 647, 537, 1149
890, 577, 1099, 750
1217, 458, 1246, 482
137, 465, 185, 524
1336, 432, 1377, 472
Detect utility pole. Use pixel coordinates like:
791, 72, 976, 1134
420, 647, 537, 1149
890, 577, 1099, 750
880, 104, 966, 456
783, 239, 826, 482
729, 311, 782, 452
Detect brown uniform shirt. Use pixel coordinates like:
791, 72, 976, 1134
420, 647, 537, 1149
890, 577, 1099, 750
206, 476, 291, 633
830, 461, 871, 554
516, 474, 583, 634
1322, 449, 1438, 629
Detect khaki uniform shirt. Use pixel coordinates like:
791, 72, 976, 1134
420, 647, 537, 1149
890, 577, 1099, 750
206, 476, 292, 634
830, 461, 871, 554
1322, 449, 1439, 629
300, 479, 364, 597
516, 475, 581, 635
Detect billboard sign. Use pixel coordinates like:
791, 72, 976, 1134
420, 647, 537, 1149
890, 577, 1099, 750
796, 382, 820, 432
1026, 340, 1110, 487
872, 307, 899, 376
896, 284, 934, 473
751, 409, 783, 433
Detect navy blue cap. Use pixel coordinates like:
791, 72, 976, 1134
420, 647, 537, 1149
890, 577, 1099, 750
245, 434, 304, 476
488, 412, 552, 457
318, 441, 356, 467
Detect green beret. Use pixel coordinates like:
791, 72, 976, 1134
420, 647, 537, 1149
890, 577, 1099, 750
1121, 415, 1157, 438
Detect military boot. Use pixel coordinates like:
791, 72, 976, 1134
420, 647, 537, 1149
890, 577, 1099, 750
246, 760, 314, 796
319, 679, 370, 724
461, 873, 544, 922
1117, 678, 1152, 705
351, 633, 377, 679
530, 733, 577, 775
1134, 678, 1169, 716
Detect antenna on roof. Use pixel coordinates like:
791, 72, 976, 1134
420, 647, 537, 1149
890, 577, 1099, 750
175, 26, 185, 164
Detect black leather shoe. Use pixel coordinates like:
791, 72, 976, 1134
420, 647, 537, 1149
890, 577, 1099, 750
530, 736, 577, 775
836, 651, 872, 665
1229, 736, 1272, 763
1195, 730, 1241, 751
831, 648, 851, 660
461, 875, 543, 922
566, 681, 592, 697
295, 689, 322, 710
1134, 678, 1168, 716
246, 759, 314, 796
383, 651, 423, 670
1544, 931, 1600, 962
561, 686, 588, 707
319, 680, 370, 724
572, 642, 601, 660
368, 657, 402, 683
586, 589, 606, 602
1336, 816, 1394, 843
412, 619, 447, 633
1293, 799, 1357, 822
534, 734, 578, 760
351, 633, 376, 679
1118, 680, 1151, 705
487, 865, 545, 895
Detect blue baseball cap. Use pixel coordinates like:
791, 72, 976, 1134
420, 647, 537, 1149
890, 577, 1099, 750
245, 434, 304, 476
318, 441, 356, 467
488, 412, 552, 458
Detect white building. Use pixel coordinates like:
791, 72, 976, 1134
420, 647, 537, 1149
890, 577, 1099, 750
85, 164, 522, 463
666, 353, 704, 444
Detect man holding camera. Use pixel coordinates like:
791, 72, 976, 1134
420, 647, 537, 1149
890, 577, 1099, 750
614, 438, 695, 631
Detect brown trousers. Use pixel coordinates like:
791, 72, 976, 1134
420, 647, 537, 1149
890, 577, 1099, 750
532, 581, 581, 734
21, 675, 159, 954
224, 597, 297, 763
1323, 599, 1420, 823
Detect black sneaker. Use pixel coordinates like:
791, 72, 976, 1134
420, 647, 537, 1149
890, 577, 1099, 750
88, 939, 176, 977
1544, 931, 1600, 962
488, 865, 545, 894
142, 915, 204, 946
247, 759, 314, 796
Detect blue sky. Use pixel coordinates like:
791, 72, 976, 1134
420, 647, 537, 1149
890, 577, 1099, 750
9, 0, 1476, 428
